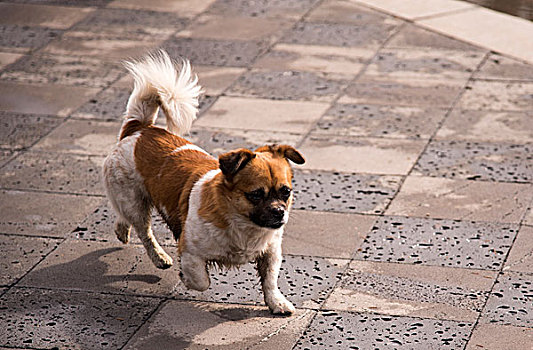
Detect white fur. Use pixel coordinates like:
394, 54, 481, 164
171, 144, 211, 156
123, 49, 202, 135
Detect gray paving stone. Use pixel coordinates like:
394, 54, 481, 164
0, 112, 62, 150
174, 255, 347, 309
6, 0, 111, 6
459, 81, 533, 111
228, 70, 347, 102
0, 234, 60, 286
189, 127, 302, 156
0, 3, 94, 30
356, 216, 517, 270
207, 0, 319, 19
413, 140, 533, 183
314, 103, 446, 139
163, 37, 267, 67
475, 54, 533, 81
0, 287, 160, 349
341, 78, 463, 107
482, 272, 533, 327
1, 54, 123, 88
307, 0, 398, 25
71, 86, 130, 120
0, 24, 62, 51
292, 169, 401, 214
281, 21, 397, 48
0, 190, 101, 237
294, 311, 472, 349
0, 151, 105, 195
0, 150, 16, 168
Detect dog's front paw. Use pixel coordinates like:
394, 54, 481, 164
266, 294, 295, 316
152, 251, 173, 270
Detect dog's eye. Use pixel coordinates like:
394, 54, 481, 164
278, 186, 292, 201
246, 188, 265, 203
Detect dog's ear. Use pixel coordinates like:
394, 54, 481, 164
219, 149, 256, 178
256, 144, 305, 165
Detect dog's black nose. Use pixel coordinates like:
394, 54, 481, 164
270, 207, 285, 220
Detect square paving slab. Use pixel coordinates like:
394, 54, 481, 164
0, 151, 105, 195
108, 0, 215, 17
294, 310, 472, 349
71, 86, 130, 120
475, 54, 533, 81
436, 109, 533, 144
307, 0, 399, 26
325, 260, 494, 322
504, 226, 533, 275
0, 52, 23, 70
174, 255, 347, 309
0, 190, 101, 237
207, 0, 319, 19
0, 112, 62, 150
481, 272, 533, 327
163, 37, 267, 67
228, 70, 347, 102
292, 169, 402, 214
356, 216, 517, 270
0, 150, 16, 169
459, 81, 533, 111
0, 24, 62, 52
0, 3, 94, 30
314, 103, 447, 139
283, 210, 377, 259
386, 176, 533, 223
0, 234, 60, 286
413, 140, 533, 183
0, 287, 159, 349
466, 323, 533, 350
124, 301, 314, 350
195, 66, 245, 96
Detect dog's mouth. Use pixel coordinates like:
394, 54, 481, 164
249, 214, 286, 229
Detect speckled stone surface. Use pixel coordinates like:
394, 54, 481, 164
0, 112, 63, 150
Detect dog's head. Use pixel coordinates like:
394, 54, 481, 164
219, 144, 305, 229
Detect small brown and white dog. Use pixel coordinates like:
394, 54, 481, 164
103, 50, 304, 315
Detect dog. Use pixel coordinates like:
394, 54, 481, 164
103, 50, 305, 315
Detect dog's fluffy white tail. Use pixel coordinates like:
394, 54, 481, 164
123, 50, 202, 135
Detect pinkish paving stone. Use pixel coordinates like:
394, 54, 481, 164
307, 0, 399, 26
207, 0, 319, 19
314, 103, 447, 139
0, 3, 94, 30
0, 112, 63, 150
503, 226, 533, 274
108, 0, 215, 17
0, 287, 159, 349
466, 324, 533, 350
459, 81, 533, 111
475, 54, 533, 81
195, 66, 245, 96
413, 140, 533, 183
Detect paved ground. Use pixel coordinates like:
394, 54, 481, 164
1, 0, 532, 349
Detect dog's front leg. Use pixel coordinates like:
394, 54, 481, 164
180, 252, 210, 291
257, 243, 295, 315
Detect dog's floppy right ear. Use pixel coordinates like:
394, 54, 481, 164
219, 149, 256, 179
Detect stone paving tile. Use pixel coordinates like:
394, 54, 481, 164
307, 0, 399, 26
0, 287, 160, 349
228, 70, 347, 102
70, 86, 129, 120
466, 323, 533, 350
19, 239, 180, 296
340, 77, 463, 108
163, 37, 267, 67
525, 207, 533, 226
325, 261, 495, 322
0, 24, 62, 53
356, 216, 517, 270
189, 127, 302, 156
207, 0, 319, 19
281, 21, 397, 48
124, 301, 315, 350
196, 66, 246, 96
365, 49, 484, 82
294, 310, 473, 349
0, 81, 99, 116
254, 44, 373, 79
386, 176, 533, 223
0, 151, 105, 195
386, 24, 483, 52
33, 119, 121, 156
0, 3, 94, 30
283, 210, 377, 259
7, 0, 112, 6
0, 190, 101, 237
299, 135, 426, 175
0, 150, 16, 169
179, 14, 291, 43
481, 272, 533, 327
413, 140, 533, 183
504, 226, 533, 275
475, 54, 533, 81
436, 109, 533, 144
173, 256, 348, 309
292, 169, 402, 214
0, 52, 23, 70
0, 112, 63, 150
459, 80, 533, 111
108, 0, 215, 17
72, 200, 174, 246
196, 96, 329, 133
1, 54, 123, 88
313, 103, 447, 139
0, 234, 60, 286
